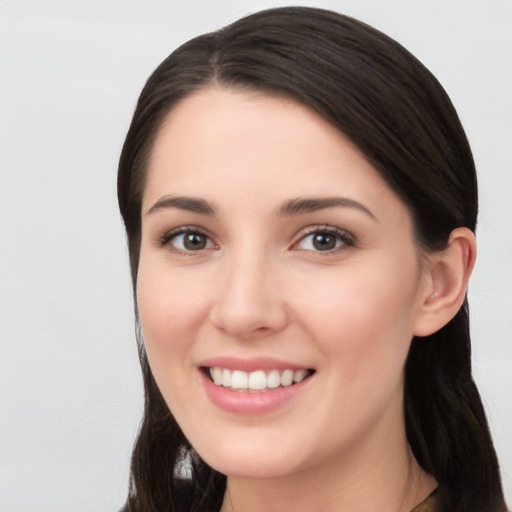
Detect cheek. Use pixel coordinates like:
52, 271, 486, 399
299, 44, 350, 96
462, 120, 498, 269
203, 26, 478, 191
293, 257, 421, 374
295, 262, 420, 436
137, 271, 178, 350
137, 256, 209, 334
136, 260, 207, 378
135, 262, 212, 423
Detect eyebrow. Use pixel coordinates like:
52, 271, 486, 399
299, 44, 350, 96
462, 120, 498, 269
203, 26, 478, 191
145, 194, 376, 221
279, 197, 376, 220
146, 195, 216, 216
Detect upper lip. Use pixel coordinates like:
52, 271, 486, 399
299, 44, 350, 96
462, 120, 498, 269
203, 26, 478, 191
199, 356, 312, 373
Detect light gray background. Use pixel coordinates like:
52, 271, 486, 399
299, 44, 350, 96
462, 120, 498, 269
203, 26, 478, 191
0, 1, 510, 511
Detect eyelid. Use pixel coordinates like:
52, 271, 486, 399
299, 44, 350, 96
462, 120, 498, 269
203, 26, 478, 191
157, 225, 218, 253
291, 225, 356, 252
156, 224, 354, 254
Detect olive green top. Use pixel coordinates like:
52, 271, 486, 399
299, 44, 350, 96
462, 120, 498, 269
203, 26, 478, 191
411, 489, 439, 512
118, 488, 440, 512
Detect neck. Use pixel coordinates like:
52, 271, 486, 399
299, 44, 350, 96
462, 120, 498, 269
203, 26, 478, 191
220, 398, 436, 512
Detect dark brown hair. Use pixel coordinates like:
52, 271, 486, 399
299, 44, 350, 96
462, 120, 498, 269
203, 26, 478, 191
118, 7, 507, 512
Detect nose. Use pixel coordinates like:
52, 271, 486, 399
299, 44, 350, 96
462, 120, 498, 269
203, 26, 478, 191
209, 249, 288, 340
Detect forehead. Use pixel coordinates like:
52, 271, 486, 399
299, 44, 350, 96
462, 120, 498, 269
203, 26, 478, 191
143, 87, 409, 225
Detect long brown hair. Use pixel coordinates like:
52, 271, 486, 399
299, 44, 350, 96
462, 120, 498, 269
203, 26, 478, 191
118, 7, 507, 511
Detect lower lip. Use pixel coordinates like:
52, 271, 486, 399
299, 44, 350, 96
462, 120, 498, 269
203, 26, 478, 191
200, 370, 313, 415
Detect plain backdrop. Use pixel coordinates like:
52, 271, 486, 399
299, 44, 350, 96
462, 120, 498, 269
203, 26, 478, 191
0, 1, 511, 510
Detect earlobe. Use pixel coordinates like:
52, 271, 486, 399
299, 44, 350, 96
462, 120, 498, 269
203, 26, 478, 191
413, 227, 476, 337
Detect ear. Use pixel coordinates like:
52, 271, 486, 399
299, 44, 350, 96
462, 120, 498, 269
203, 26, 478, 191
413, 227, 477, 337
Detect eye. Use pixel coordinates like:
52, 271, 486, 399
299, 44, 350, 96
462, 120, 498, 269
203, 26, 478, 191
293, 228, 354, 252
159, 228, 216, 252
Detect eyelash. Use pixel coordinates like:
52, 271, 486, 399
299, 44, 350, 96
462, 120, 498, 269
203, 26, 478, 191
157, 226, 216, 254
291, 225, 355, 253
157, 225, 356, 254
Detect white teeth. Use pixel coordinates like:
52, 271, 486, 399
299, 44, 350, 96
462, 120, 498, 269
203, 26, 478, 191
231, 370, 248, 389
293, 369, 309, 383
267, 369, 281, 389
221, 368, 232, 387
208, 367, 311, 391
280, 369, 294, 387
248, 370, 267, 390
212, 367, 223, 385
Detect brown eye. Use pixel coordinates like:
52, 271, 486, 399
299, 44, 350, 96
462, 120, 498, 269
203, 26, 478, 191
165, 231, 215, 252
182, 233, 208, 250
311, 233, 337, 251
294, 228, 354, 252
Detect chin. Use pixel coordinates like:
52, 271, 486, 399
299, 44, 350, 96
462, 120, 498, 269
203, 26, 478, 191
193, 437, 308, 480
207, 455, 299, 480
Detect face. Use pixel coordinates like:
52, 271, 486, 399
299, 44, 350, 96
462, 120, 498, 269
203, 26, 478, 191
137, 88, 430, 480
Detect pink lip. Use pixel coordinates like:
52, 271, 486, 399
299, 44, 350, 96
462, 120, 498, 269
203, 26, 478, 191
199, 356, 310, 373
197, 360, 314, 415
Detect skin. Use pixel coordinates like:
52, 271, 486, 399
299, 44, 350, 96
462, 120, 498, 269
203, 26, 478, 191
137, 88, 474, 512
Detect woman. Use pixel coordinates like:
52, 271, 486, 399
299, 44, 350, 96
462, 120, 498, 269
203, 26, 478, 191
117, 7, 507, 512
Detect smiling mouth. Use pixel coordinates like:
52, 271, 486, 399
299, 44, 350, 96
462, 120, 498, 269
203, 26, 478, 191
203, 367, 315, 392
